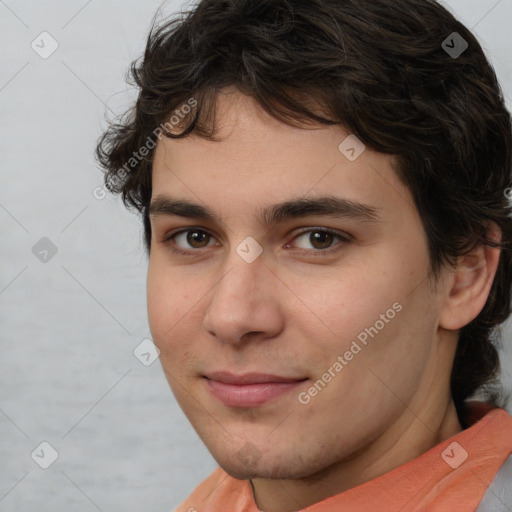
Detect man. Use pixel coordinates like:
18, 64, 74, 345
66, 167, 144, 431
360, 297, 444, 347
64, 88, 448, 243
95, 0, 512, 510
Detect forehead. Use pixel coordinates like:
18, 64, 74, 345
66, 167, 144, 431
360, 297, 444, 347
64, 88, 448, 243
151, 90, 415, 225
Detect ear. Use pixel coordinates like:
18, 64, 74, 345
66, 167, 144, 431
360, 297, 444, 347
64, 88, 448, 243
439, 223, 502, 331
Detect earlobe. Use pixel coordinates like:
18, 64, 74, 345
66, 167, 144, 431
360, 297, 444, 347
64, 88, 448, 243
439, 224, 502, 331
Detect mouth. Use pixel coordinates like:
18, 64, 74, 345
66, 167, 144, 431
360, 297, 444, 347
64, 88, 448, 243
203, 371, 308, 408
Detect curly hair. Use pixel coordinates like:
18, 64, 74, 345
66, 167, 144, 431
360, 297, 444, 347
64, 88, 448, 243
95, 0, 512, 425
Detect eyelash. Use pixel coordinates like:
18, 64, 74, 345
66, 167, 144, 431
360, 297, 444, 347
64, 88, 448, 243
159, 227, 350, 257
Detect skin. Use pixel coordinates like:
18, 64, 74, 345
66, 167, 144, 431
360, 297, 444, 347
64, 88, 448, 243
146, 87, 501, 512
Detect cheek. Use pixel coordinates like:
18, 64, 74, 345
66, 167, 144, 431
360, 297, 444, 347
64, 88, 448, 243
284, 266, 400, 345
146, 258, 210, 377
284, 256, 431, 385
146, 267, 169, 340
146, 258, 189, 346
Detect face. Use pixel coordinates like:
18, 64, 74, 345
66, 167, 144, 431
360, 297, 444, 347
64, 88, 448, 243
146, 88, 451, 481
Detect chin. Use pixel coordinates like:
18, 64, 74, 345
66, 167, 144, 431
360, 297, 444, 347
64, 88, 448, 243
220, 463, 292, 481
211, 446, 321, 481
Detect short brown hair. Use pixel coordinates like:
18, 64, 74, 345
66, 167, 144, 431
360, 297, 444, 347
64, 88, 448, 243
95, 0, 512, 424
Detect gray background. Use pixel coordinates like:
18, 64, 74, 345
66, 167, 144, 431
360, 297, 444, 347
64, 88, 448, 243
1, 1, 511, 511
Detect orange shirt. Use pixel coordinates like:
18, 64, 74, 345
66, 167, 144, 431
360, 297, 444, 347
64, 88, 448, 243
174, 403, 512, 512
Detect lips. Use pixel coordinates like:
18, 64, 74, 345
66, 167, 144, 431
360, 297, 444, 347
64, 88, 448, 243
204, 371, 307, 385
203, 371, 308, 407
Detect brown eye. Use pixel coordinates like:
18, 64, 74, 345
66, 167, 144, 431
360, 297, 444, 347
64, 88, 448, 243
309, 231, 335, 249
185, 230, 211, 248
164, 229, 216, 252
291, 228, 348, 252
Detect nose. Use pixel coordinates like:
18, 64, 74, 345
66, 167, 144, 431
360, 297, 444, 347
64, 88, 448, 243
202, 250, 284, 345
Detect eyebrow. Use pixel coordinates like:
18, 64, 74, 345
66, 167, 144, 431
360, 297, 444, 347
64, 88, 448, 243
149, 195, 381, 225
